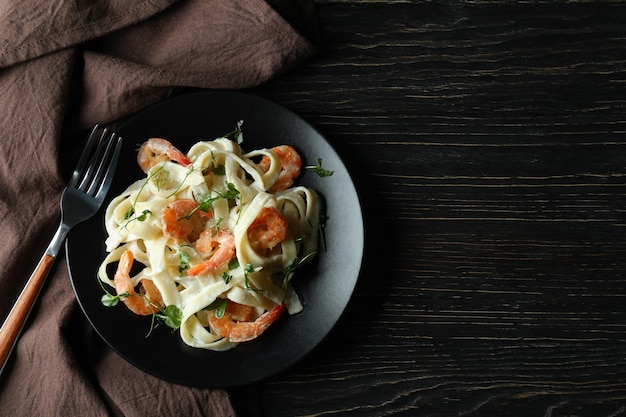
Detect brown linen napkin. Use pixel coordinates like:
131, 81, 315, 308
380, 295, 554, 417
0, 0, 316, 415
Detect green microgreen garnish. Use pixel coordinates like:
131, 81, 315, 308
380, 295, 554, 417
204, 298, 228, 318
164, 166, 197, 199
221, 120, 244, 144
177, 182, 240, 222
243, 262, 261, 291
178, 250, 190, 275
100, 291, 182, 335
211, 163, 226, 176
122, 165, 167, 227
124, 161, 199, 227
219, 257, 239, 284
228, 257, 240, 270
206, 151, 227, 176
197, 182, 240, 213
282, 251, 317, 289
101, 292, 123, 307
155, 305, 183, 330
153, 168, 170, 190
220, 271, 232, 284
124, 208, 152, 222
305, 158, 334, 177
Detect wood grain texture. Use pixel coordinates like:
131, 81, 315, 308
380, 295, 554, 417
235, 2, 626, 416
0, 253, 54, 371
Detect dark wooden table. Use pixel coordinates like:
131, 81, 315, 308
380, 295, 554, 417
233, 2, 626, 416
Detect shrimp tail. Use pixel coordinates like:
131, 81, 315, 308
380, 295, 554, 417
229, 303, 285, 343
137, 138, 192, 173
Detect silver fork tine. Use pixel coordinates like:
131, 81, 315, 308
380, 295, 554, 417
68, 124, 103, 190
94, 135, 122, 199
77, 128, 109, 193
82, 131, 120, 197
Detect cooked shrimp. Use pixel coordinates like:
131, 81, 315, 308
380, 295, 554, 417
222, 301, 257, 322
114, 250, 164, 316
162, 199, 212, 242
137, 138, 192, 173
259, 145, 302, 192
247, 207, 288, 253
187, 229, 236, 276
208, 301, 285, 343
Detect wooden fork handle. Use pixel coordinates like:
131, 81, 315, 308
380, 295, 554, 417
0, 253, 55, 373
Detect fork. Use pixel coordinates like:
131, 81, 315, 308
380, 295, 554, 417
0, 125, 122, 374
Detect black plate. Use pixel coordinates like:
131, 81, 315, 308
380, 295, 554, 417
66, 91, 364, 388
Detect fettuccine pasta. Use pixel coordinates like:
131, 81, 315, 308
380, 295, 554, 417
98, 133, 320, 351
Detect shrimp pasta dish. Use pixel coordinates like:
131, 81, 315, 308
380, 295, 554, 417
98, 133, 320, 351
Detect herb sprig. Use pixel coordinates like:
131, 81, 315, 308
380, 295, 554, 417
181, 182, 240, 221
243, 262, 262, 291
222, 120, 244, 144
204, 298, 228, 318
178, 250, 191, 275
101, 292, 182, 334
282, 251, 317, 289
305, 158, 334, 177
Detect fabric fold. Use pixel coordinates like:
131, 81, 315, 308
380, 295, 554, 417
0, 0, 179, 68
76, 0, 314, 129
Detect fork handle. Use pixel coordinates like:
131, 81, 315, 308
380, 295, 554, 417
0, 253, 55, 374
